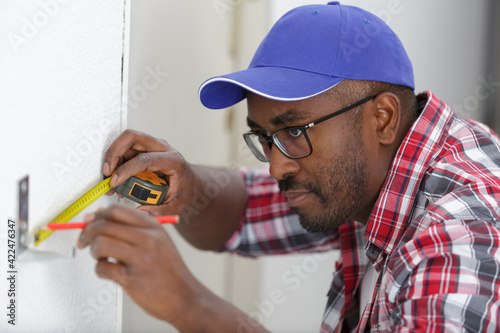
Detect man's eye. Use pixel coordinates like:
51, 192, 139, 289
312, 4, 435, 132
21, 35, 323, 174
288, 127, 303, 138
257, 133, 270, 143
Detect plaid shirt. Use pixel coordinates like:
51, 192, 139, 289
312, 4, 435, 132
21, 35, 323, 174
222, 91, 500, 332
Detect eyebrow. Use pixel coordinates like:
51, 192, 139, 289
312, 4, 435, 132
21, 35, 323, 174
246, 117, 262, 129
270, 109, 308, 127
246, 109, 309, 129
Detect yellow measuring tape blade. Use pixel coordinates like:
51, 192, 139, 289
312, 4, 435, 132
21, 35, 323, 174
34, 177, 111, 246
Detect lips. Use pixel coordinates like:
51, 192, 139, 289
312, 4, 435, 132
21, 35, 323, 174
281, 191, 311, 207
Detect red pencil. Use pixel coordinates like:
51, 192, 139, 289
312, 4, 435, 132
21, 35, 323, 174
45, 215, 179, 230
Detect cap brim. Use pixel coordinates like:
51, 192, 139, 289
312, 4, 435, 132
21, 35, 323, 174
198, 67, 343, 109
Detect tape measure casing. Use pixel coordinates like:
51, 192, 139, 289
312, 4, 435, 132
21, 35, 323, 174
113, 171, 168, 205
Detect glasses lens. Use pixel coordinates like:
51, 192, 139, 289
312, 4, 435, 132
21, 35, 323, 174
243, 132, 271, 162
273, 127, 310, 158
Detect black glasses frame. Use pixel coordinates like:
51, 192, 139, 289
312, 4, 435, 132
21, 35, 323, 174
243, 94, 377, 162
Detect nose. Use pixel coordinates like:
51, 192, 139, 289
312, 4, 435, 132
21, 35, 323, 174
269, 145, 300, 181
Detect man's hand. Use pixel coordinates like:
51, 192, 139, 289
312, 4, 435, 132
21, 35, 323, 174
81, 130, 261, 330
77, 205, 269, 332
102, 129, 247, 250
103, 129, 198, 218
76, 205, 196, 322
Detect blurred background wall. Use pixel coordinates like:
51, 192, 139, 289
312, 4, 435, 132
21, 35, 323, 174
125, 1, 499, 332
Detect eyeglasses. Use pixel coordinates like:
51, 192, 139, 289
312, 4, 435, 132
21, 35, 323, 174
243, 95, 376, 162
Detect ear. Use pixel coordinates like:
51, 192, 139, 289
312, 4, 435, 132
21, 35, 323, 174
371, 92, 401, 146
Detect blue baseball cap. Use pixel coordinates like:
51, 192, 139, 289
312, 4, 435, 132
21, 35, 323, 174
198, 1, 414, 110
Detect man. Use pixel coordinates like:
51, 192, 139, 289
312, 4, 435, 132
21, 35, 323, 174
77, 2, 500, 332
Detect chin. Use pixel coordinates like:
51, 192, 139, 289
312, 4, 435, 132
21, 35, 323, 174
293, 208, 344, 233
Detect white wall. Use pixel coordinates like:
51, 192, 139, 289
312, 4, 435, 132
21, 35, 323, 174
0, 1, 126, 332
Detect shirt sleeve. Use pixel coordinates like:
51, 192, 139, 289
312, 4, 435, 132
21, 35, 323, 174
385, 219, 500, 332
218, 168, 340, 257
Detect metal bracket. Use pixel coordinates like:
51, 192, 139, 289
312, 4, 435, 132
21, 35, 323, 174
17, 175, 75, 262
18, 176, 29, 255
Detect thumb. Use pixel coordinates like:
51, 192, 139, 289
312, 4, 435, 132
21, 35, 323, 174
136, 205, 165, 217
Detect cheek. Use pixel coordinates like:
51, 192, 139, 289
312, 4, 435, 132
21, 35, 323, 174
310, 126, 351, 159
310, 123, 368, 181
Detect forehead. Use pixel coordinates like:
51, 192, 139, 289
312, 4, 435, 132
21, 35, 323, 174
246, 91, 339, 128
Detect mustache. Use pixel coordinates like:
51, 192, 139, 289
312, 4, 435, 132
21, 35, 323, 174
278, 177, 317, 194
279, 177, 329, 206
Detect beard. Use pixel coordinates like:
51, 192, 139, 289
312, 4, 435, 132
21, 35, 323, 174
278, 131, 368, 232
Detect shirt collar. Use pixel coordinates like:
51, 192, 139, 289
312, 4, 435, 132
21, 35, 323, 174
363, 91, 455, 269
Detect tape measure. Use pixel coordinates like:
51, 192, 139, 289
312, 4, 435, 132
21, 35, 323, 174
34, 171, 168, 246
113, 170, 168, 205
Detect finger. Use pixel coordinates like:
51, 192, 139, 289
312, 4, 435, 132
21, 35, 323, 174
104, 151, 138, 177
94, 260, 134, 287
104, 190, 123, 198
100, 204, 160, 228
89, 235, 140, 265
118, 150, 190, 206
77, 205, 159, 249
77, 218, 156, 249
122, 149, 140, 162
136, 204, 169, 217
104, 129, 170, 176
110, 151, 174, 188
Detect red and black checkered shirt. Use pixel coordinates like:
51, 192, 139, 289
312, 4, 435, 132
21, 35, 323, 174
221, 91, 500, 332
